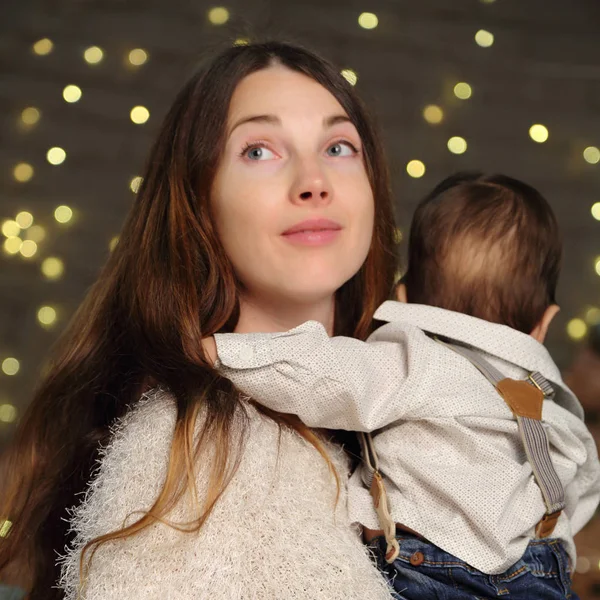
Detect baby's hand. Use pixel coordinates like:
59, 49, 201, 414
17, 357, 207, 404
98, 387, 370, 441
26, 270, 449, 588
201, 336, 217, 366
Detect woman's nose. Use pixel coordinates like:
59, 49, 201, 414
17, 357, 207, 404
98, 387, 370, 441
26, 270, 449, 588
290, 162, 332, 206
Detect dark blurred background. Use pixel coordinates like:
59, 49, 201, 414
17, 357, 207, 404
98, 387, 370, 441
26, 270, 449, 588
1, 0, 599, 595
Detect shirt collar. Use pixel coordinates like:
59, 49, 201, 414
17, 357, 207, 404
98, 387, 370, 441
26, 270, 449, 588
373, 301, 582, 417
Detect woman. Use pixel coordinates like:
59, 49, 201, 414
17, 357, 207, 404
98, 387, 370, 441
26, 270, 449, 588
0, 42, 397, 598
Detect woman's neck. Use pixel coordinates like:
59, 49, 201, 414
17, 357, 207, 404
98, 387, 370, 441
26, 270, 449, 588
235, 294, 335, 335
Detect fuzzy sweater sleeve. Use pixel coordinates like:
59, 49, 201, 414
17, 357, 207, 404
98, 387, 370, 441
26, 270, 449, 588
58, 389, 394, 600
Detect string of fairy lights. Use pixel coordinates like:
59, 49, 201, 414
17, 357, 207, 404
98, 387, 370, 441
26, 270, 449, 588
1, 3, 599, 423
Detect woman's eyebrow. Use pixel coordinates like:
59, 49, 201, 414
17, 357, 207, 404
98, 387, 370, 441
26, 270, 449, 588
229, 113, 352, 136
324, 114, 352, 128
229, 114, 280, 135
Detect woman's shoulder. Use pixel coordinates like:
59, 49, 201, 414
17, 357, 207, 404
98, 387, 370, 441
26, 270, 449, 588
59, 387, 391, 599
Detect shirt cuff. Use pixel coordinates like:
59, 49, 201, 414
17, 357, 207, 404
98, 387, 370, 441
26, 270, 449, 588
214, 321, 327, 369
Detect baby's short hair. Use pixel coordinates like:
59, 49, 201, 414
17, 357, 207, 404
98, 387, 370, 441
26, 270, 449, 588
404, 172, 562, 334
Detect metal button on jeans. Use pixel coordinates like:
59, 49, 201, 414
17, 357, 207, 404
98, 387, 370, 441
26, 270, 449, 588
409, 551, 425, 566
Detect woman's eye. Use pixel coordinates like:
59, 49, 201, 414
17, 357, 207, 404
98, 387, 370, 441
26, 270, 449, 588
326, 141, 357, 157
243, 145, 276, 161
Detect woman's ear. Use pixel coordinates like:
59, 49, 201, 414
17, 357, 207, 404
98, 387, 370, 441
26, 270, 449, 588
530, 304, 560, 343
395, 283, 408, 303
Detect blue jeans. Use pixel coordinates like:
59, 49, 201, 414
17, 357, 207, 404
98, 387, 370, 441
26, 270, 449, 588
368, 532, 578, 599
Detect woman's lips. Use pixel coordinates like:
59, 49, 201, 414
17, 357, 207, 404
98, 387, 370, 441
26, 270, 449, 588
281, 219, 342, 246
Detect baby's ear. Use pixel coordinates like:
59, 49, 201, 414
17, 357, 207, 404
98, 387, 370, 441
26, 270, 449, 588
395, 283, 407, 303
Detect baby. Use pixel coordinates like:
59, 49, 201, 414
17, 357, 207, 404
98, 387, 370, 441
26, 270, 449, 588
208, 172, 600, 599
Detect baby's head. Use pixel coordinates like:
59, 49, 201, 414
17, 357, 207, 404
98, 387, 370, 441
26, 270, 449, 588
401, 172, 562, 342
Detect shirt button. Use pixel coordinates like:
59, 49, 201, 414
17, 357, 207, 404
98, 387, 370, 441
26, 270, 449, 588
238, 346, 254, 364
409, 551, 425, 566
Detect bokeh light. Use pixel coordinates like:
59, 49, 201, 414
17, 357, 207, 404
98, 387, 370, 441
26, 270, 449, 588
529, 124, 549, 143
3, 238, 22, 255
454, 82, 472, 100
358, 12, 378, 29
130, 176, 143, 193
37, 306, 57, 327
26, 225, 46, 243
63, 85, 82, 103
47, 147, 66, 165
423, 105, 444, 124
208, 7, 230, 25
448, 136, 468, 154
1, 358, 20, 376
341, 69, 358, 86
475, 30, 494, 47
583, 146, 600, 164
21, 107, 40, 126
19, 240, 38, 258
567, 318, 587, 341
128, 48, 148, 66
54, 205, 73, 224
130, 106, 150, 124
592, 202, 600, 221
41, 257, 64, 280
84, 46, 104, 64
406, 160, 426, 178
13, 163, 34, 183
0, 404, 17, 423
2, 220, 20, 237
32, 38, 53, 56
15, 212, 33, 229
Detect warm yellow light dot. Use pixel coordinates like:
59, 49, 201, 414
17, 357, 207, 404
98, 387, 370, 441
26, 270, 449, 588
63, 85, 82, 103
3, 238, 22, 255
208, 7, 230, 25
21, 107, 41, 126
423, 105, 444, 125
233, 38, 250, 46
15, 212, 33, 230
13, 163, 34, 183
19, 240, 38, 258
130, 176, 143, 193
26, 225, 46, 243
54, 205, 73, 224
567, 318, 587, 341
130, 106, 150, 124
407, 160, 426, 178
37, 306, 57, 326
128, 48, 148, 66
529, 124, 549, 143
1, 358, 20, 376
475, 29, 494, 47
592, 202, 600, 221
393, 228, 403, 244
84, 46, 104, 64
109, 236, 119, 252
1, 220, 20, 238
448, 136, 468, 154
481, 0, 496, 3
341, 69, 358, 86
583, 146, 600, 165
0, 404, 17, 423
454, 82, 472, 100
595, 256, 600, 277
33, 38, 53, 56
47, 147, 66, 165
585, 307, 600, 325
41, 257, 64, 280
358, 12, 378, 29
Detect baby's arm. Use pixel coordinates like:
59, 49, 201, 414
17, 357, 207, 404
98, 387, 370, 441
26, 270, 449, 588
213, 320, 421, 431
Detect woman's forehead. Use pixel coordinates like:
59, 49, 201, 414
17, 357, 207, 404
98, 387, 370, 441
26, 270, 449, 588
227, 65, 349, 127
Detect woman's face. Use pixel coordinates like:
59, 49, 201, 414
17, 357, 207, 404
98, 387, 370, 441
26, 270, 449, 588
211, 65, 374, 309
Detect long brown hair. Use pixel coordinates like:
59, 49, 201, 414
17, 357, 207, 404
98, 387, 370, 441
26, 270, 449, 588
0, 41, 397, 598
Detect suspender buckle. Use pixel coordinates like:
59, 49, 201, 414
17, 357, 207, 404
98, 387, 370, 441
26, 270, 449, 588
535, 509, 562, 538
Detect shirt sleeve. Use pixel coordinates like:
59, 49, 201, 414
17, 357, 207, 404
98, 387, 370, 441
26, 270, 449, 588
214, 320, 426, 431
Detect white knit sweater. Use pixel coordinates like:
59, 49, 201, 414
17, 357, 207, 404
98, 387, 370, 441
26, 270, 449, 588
58, 388, 393, 599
